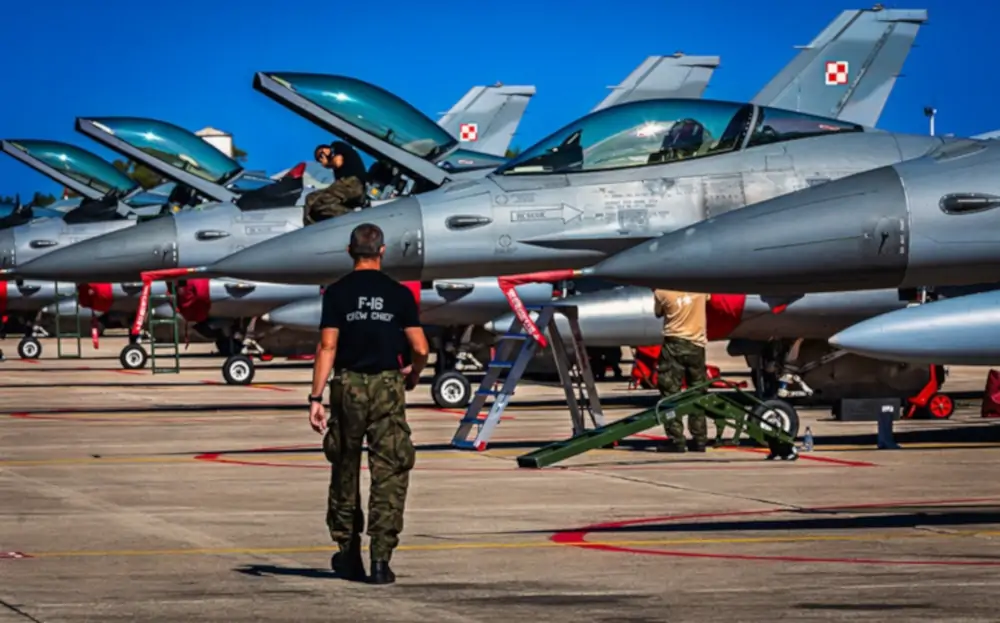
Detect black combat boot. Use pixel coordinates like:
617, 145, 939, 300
330, 538, 366, 582
369, 560, 396, 585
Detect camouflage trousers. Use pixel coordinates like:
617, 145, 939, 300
656, 336, 709, 447
303, 176, 365, 226
322, 370, 416, 562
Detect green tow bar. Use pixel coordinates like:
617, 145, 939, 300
516, 379, 800, 469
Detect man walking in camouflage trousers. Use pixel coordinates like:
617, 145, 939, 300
307, 223, 429, 584
653, 289, 711, 452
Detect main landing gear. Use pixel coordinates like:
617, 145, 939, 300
4, 314, 48, 360
428, 327, 478, 409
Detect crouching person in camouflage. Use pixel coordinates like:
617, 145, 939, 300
304, 141, 368, 226
307, 223, 429, 584
653, 289, 711, 452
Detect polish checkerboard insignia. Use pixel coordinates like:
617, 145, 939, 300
459, 123, 478, 141
825, 61, 849, 85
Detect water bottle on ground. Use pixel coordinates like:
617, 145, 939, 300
802, 426, 814, 451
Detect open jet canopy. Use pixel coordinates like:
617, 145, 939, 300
495, 98, 865, 176
0, 138, 166, 224
76, 116, 246, 205
255, 72, 511, 191
2, 139, 139, 200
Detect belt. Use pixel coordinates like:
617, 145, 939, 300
333, 369, 403, 378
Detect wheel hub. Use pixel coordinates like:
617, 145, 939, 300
760, 408, 791, 434
230, 362, 250, 381
442, 379, 465, 402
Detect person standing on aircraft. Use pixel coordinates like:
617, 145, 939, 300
653, 289, 711, 452
307, 223, 429, 585
304, 141, 368, 225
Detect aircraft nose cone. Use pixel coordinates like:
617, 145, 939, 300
208, 196, 426, 284
0, 228, 14, 272
16, 216, 178, 282
264, 298, 322, 332
590, 166, 912, 295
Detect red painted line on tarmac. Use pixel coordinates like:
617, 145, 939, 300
114, 369, 145, 376
551, 497, 1000, 566
729, 446, 876, 467
0, 552, 31, 559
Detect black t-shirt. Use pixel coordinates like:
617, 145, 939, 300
331, 141, 367, 184
319, 269, 420, 373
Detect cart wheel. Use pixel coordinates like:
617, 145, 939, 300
120, 344, 148, 370
223, 354, 255, 385
754, 398, 800, 439
927, 393, 954, 419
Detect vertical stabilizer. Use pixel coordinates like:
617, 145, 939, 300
752, 7, 927, 126
591, 54, 720, 112
437, 84, 536, 157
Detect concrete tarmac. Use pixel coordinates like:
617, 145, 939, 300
2, 337, 1000, 622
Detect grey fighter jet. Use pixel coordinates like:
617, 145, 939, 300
204, 101, 940, 286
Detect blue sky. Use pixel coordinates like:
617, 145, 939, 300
0, 0, 992, 198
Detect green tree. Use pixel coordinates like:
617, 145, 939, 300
29, 191, 56, 207
504, 146, 522, 158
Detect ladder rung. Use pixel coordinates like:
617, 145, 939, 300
475, 389, 505, 397
499, 333, 528, 340
488, 361, 515, 369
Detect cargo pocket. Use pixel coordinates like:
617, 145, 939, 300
391, 417, 416, 473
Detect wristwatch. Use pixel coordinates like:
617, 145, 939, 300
308, 394, 323, 404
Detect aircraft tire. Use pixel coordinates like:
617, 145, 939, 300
17, 336, 41, 360
223, 354, 255, 386
432, 370, 471, 409
754, 398, 800, 441
120, 344, 148, 370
